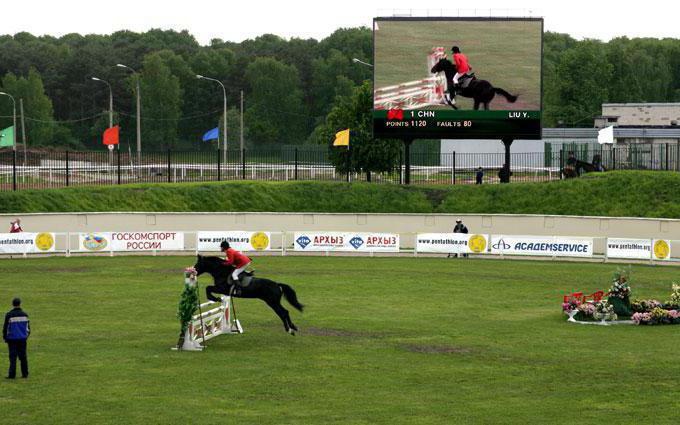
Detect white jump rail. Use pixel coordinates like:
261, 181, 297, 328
177, 295, 243, 351
374, 47, 446, 110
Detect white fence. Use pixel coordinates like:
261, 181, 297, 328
1, 231, 678, 263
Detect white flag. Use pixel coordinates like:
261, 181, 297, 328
598, 125, 614, 144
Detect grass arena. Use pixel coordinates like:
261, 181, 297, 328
1, 255, 679, 424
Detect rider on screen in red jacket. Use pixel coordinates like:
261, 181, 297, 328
451, 46, 471, 89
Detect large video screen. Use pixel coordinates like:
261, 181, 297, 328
373, 18, 542, 140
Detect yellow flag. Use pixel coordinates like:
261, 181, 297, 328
333, 129, 350, 147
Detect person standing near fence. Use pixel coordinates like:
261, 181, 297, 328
475, 167, 484, 184
9, 218, 22, 233
448, 219, 469, 258
3, 298, 30, 379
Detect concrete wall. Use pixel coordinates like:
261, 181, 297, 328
2, 212, 678, 255
602, 103, 680, 126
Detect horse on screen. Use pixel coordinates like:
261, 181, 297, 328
430, 57, 518, 110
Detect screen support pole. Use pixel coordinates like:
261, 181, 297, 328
403, 139, 413, 185
502, 137, 513, 183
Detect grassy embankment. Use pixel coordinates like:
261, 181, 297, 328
1, 171, 679, 218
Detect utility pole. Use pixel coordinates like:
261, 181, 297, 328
196, 75, 227, 165
20, 98, 27, 165
240, 90, 244, 152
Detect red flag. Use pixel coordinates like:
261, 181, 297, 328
387, 109, 404, 120
103, 126, 120, 145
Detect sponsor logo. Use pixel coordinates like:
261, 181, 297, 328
492, 239, 511, 250
468, 235, 487, 253
296, 236, 311, 249
35, 233, 54, 251
83, 233, 108, 251
250, 232, 269, 251
653, 240, 670, 260
349, 236, 364, 249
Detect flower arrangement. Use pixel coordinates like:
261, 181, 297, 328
176, 270, 199, 349
666, 283, 680, 308
632, 312, 652, 325
631, 299, 662, 313
593, 300, 617, 321
562, 298, 581, 312
633, 308, 680, 325
608, 267, 632, 299
576, 302, 596, 318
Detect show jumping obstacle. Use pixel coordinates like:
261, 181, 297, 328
175, 270, 243, 351
374, 47, 447, 110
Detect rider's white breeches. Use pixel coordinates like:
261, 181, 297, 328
453, 72, 464, 85
232, 263, 250, 280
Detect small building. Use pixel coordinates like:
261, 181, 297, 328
596, 103, 680, 127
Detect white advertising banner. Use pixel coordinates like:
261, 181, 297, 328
197, 231, 271, 252
416, 233, 488, 254
78, 232, 184, 252
0, 232, 56, 254
652, 239, 672, 261
293, 232, 399, 252
606, 238, 652, 260
490, 235, 593, 257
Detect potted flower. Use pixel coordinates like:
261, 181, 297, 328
593, 300, 617, 324
562, 298, 581, 322
607, 267, 633, 317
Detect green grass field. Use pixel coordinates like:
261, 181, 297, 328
1, 256, 679, 424
375, 19, 542, 110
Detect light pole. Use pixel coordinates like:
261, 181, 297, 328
116, 64, 141, 162
196, 75, 227, 164
0, 91, 17, 152
352, 58, 373, 68
91, 77, 113, 129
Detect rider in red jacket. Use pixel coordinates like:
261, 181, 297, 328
452, 46, 471, 90
220, 241, 251, 284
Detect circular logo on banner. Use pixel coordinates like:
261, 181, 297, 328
83, 234, 108, 251
653, 240, 670, 260
468, 234, 487, 253
35, 233, 55, 251
250, 232, 270, 251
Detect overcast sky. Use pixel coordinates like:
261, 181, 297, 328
5, 0, 680, 43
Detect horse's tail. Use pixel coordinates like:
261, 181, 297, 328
279, 283, 304, 312
494, 88, 518, 103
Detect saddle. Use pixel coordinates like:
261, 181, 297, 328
458, 73, 476, 90
228, 270, 254, 288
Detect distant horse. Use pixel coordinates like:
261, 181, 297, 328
192, 255, 304, 335
430, 58, 518, 110
561, 160, 600, 179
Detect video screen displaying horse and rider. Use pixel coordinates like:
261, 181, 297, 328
373, 17, 543, 140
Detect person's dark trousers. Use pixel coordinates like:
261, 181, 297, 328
7, 340, 28, 378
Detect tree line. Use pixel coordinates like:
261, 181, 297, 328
1, 28, 679, 152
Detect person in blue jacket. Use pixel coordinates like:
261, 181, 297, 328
3, 298, 30, 379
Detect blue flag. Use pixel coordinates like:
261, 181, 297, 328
202, 127, 219, 142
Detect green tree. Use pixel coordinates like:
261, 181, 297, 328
139, 52, 183, 150
548, 41, 613, 126
244, 57, 306, 146
311, 80, 401, 174
0, 68, 69, 146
